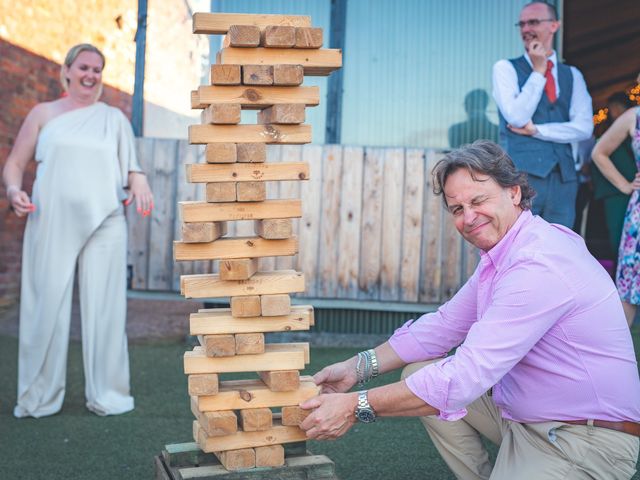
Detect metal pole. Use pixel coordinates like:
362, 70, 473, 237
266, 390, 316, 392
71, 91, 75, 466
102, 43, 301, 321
132, 0, 148, 137
325, 0, 347, 144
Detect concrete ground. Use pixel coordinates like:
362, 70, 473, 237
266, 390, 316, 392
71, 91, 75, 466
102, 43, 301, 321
0, 290, 205, 343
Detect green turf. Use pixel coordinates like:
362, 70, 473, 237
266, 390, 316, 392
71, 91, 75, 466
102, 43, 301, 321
1, 330, 639, 479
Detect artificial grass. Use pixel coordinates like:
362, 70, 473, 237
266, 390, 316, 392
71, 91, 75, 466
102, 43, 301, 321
1, 331, 639, 479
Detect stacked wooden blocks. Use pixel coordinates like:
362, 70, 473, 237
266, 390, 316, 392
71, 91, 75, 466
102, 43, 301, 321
173, 12, 342, 473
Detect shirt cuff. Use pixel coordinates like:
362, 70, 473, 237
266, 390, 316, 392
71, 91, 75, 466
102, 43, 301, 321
405, 360, 468, 421
389, 319, 431, 363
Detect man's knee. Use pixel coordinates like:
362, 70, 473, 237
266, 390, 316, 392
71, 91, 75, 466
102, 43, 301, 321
400, 360, 440, 381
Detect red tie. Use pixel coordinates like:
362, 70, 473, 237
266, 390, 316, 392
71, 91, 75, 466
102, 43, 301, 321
544, 60, 557, 103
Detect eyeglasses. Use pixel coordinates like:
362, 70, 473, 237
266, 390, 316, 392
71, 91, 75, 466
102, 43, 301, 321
515, 19, 555, 28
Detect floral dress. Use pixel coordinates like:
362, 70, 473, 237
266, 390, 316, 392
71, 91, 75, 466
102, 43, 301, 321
616, 107, 640, 305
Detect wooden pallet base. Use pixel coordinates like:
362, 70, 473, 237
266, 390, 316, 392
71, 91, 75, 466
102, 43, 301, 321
155, 441, 338, 479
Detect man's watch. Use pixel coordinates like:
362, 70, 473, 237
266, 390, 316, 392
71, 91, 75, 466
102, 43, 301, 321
354, 390, 376, 423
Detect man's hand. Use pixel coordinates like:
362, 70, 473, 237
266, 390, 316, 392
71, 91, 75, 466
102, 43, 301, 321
312, 359, 358, 394
508, 120, 538, 136
527, 40, 547, 74
299, 392, 358, 440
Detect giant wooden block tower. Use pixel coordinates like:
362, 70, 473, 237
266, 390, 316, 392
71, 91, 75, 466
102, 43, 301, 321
173, 12, 342, 473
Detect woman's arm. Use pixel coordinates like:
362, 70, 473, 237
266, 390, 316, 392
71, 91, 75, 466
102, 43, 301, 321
592, 108, 638, 195
2, 105, 45, 216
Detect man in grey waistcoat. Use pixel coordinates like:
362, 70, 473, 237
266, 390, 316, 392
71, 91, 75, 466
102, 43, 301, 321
492, 1, 593, 228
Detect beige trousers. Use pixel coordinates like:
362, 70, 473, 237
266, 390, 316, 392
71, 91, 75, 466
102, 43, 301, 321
402, 362, 639, 480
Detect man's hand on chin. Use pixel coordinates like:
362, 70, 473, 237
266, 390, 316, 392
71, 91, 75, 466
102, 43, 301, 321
508, 120, 538, 136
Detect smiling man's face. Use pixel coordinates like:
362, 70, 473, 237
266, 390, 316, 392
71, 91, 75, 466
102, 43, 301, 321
444, 168, 522, 251
519, 3, 559, 53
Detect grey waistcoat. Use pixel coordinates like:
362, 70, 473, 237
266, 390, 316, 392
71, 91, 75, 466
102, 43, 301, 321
498, 56, 576, 182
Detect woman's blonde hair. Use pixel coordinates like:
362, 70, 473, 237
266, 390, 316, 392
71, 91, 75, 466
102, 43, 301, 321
59, 43, 106, 95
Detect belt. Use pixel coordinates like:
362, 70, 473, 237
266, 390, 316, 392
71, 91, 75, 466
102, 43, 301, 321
559, 420, 640, 437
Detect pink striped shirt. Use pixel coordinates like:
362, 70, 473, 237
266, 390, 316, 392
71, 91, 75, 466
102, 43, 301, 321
390, 210, 640, 423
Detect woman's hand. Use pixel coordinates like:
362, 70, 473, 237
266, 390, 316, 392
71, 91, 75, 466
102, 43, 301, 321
126, 172, 153, 217
7, 186, 35, 217
312, 358, 358, 394
628, 173, 640, 194
299, 392, 358, 440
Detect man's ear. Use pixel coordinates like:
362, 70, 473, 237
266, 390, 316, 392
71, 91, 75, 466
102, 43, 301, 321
551, 20, 561, 34
510, 185, 522, 205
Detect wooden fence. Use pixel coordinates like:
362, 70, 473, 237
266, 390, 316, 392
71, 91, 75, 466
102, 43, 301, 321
127, 138, 479, 305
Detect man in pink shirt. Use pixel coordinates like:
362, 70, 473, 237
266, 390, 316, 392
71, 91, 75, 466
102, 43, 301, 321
300, 140, 640, 479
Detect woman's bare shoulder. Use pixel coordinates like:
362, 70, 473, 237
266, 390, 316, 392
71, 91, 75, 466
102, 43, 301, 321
28, 99, 70, 127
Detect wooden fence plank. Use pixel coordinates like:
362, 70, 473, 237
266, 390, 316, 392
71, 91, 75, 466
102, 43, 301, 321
297, 145, 323, 297
419, 150, 444, 303
276, 145, 302, 271
317, 145, 342, 297
127, 138, 154, 289
336, 146, 363, 299
258, 146, 280, 273
442, 209, 463, 301
400, 149, 425, 302
148, 139, 178, 290
358, 147, 384, 300
380, 148, 405, 301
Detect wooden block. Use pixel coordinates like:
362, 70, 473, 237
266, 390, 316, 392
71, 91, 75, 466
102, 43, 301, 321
228, 24, 260, 47
281, 406, 311, 426
179, 199, 302, 222
201, 104, 241, 124
268, 342, 310, 364
188, 373, 219, 396
273, 64, 304, 86
236, 182, 266, 202
192, 398, 238, 436
235, 333, 265, 355
190, 305, 313, 335
258, 104, 305, 124
210, 64, 241, 85
295, 27, 323, 49
187, 162, 309, 183
258, 370, 300, 392
200, 334, 236, 357
231, 295, 261, 318
254, 218, 293, 239
184, 344, 305, 374
181, 270, 305, 299
195, 419, 306, 452
237, 143, 266, 163
197, 85, 319, 109
262, 25, 295, 48
260, 294, 291, 316
175, 236, 298, 263
218, 48, 342, 76
239, 408, 272, 432
197, 376, 319, 411
219, 258, 258, 281
255, 444, 284, 467
181, 221, 227, 243
214, 448, 256, 470
191, 90, 205, 109
188, 124, 312, 145
205, 142, 237, 163
242, 65, 273, 85
205, 182, 236, 203
193, 13, 311, 35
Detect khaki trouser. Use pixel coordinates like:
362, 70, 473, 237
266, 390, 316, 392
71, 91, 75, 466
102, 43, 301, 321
402, 362, 639, 480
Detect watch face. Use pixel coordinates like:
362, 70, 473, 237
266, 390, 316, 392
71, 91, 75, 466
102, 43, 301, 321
356, 408, 376, 423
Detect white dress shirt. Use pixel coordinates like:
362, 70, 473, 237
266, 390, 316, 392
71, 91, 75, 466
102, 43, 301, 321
492, 51, 593, 143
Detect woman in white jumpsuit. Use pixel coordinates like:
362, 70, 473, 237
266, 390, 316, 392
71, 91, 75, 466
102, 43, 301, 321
2, 44, 153, 418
